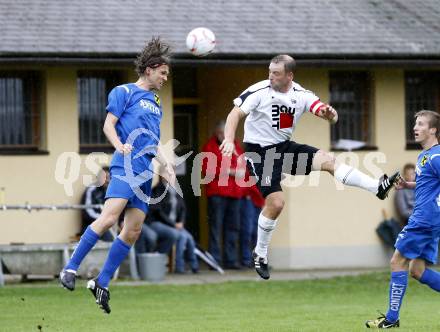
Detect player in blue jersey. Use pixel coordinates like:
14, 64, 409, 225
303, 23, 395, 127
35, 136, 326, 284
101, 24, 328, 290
59, 37, 174, 314
366, 110, 440, 328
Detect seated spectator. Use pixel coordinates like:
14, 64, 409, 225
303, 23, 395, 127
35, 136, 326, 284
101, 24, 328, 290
135, 172, 179, 257
134, 223, 160, 254
149, 172, 199, 274
135, 214, 177, 256
395, 163, 415, 226
79, 166, 114, 242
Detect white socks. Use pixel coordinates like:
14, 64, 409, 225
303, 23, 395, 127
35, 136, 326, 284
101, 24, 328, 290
334, 164, 379, 194
255, 213, 277, 258
253, 165, 378, 259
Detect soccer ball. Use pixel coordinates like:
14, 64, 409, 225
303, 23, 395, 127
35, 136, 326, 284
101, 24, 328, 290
186, 27, 216, 57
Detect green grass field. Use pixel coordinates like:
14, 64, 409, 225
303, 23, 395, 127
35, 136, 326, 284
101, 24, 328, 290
1, 272, 440, 332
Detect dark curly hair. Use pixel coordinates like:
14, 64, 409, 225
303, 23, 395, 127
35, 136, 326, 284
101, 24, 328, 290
134, 37, 171, 76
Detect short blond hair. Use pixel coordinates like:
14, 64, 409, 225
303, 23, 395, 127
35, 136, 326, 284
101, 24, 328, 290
270, 54, 296, 73
415, 110, 440, 139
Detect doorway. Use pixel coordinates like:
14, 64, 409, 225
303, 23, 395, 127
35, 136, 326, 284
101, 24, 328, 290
173, 104, 200, 241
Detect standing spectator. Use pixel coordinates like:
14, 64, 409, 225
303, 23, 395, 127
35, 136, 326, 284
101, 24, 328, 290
80, 167, 114, 242
240, 184, 265, 268
249, 185, 265, 258
202, 121, 246, 269
395, 163, 416, 226
148, 173, 199, 274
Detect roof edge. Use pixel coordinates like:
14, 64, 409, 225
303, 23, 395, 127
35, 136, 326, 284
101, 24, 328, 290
1, 53, 440, 67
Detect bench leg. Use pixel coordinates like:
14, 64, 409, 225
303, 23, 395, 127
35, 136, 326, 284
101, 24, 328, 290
128, 247, 140, 280
0, 257, 4, 287
168, 245, 176, 273
62, 247, 70, 269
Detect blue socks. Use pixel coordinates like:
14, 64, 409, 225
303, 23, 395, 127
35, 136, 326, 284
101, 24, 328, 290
420, 268, 440, 291
386, 271, 408, 323
65, 228, 131, 289
97, 237, 131, 288
383, 269, 440, 323
65, 226, 99, 271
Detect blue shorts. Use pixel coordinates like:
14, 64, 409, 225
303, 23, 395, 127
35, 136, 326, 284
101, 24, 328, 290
105, 165, 153, 214
395, 221, 440, 264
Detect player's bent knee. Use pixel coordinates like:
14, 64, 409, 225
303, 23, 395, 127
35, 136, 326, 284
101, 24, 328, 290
125, 225, 143, 242
390, 254, 406, 271
390, 256, 400, 270
316, 150, 333, 160
409, 267, 423, 280
133, 227, 143, 239
96, 213, 119, 230
314, 150, 335, 172
268, 199, 285, 214
128, 232, 141, 244
409, 260, 426, 280
120, 231, 140, 245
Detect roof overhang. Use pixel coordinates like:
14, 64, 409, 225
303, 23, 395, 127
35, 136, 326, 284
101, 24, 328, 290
1, 53, 440, 68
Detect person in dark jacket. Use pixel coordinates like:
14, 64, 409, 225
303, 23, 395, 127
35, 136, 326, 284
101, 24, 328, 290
80, 167, 114, 242
148, 175, 199, 273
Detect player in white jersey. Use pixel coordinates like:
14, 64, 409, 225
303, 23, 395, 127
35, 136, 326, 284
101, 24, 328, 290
220, 54, 400, 280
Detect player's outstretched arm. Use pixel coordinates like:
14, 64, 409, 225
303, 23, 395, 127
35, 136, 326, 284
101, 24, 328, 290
103, 113, 132, 154
395, 177, 416, 190
220, 106, 246, 156
317, 104, 338, 124
155, 145, 176, 185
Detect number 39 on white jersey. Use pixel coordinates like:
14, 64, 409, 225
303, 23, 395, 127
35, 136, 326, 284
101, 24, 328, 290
233, 79, 325, 147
